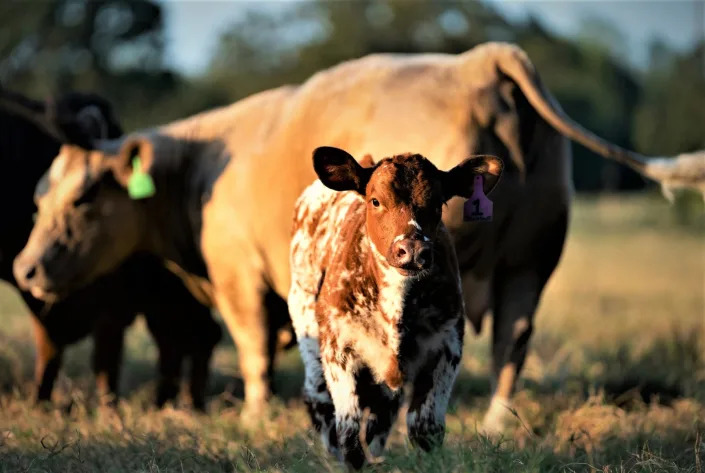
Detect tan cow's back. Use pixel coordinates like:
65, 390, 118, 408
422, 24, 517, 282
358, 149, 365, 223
186, 43, 566, 299
127, 42, 568, 308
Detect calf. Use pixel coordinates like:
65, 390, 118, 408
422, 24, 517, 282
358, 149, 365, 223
289, 147, 503, 468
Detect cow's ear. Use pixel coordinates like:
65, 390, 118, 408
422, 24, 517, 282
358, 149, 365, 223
313, 146, 372, 194
442, 155, 503, 200
111, 136, 155, 188
74, 105, 111, 141
47, 93, 121, 149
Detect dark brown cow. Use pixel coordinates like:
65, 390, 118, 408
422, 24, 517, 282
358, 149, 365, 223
289, 147, 503, 468
0, 88, 220, 408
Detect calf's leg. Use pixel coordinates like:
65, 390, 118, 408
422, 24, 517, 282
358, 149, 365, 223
407, 324, 463, 451
324, 357, 365, 470
288, 282, 338, 456
355, 368, 401, 459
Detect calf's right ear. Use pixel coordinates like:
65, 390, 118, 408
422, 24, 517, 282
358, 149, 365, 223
442, 155, 503, 200
313, 146, 372, 194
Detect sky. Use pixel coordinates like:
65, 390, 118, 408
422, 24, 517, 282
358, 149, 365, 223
160, 1, 705, 76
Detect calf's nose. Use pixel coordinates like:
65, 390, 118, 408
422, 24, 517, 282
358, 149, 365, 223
415, 245, 433, 268
389, 239, 433, 271
392, 239, 414, 266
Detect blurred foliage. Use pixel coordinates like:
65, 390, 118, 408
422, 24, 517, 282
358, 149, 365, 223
0, 0, 228, 129
1, 0, 704, 196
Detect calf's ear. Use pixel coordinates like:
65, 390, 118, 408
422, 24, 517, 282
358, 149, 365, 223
442, 155, 503, 200
313, 146, 372, 194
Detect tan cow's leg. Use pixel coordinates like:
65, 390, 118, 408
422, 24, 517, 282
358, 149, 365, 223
215, 288, 272, 416
482, 271, 539, 435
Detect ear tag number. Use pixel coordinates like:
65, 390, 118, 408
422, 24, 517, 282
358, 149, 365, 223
128, 156, 156, 200
463, 175, 493, 222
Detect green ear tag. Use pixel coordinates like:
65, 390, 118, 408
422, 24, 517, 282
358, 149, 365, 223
127, 156, 155, 200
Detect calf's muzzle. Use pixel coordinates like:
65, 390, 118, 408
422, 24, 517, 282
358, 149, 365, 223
388, 233, 433, 272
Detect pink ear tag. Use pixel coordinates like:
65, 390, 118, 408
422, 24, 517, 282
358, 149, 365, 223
463, 175, 493, 222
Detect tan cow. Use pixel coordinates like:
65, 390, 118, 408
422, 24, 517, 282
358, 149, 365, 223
14, 42, 705, 431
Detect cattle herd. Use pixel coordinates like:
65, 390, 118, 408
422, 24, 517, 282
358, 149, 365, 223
1, 42, 703, 469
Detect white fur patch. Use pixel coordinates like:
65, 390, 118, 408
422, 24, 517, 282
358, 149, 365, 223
368, 238, 410, 328
408, 219, 421, 231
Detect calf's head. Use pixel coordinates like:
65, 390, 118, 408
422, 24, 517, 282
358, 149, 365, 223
13, 137, 155, 299
313, 146, 503, 275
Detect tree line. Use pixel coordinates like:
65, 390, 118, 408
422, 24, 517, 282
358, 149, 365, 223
1, 0, 703, 196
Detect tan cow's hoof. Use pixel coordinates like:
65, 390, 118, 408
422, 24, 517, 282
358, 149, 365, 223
240, 394, 275, 428
479, 396, 513, 437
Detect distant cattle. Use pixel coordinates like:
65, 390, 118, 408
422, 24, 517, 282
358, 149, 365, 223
0, 88, 220, 408
289, 147, 502, 468
13, 43, 705, 429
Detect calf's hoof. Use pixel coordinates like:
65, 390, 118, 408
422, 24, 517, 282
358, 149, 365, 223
408, 422, 445, 452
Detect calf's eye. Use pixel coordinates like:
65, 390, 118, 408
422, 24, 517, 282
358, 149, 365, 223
371, 198, 380, 207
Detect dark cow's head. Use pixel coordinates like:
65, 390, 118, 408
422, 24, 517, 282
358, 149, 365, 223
13, 136, 154, 300
313, 146, 503, 275
0, 88, 122, 275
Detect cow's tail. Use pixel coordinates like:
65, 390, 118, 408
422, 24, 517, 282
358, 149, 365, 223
490, 43, 705, 200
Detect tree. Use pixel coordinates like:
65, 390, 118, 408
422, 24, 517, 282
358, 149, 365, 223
0, 0, 193, 129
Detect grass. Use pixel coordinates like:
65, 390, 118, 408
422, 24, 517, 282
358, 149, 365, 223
0, 193, 703, 472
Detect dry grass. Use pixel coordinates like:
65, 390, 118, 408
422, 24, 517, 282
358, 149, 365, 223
0, 194, 703, 472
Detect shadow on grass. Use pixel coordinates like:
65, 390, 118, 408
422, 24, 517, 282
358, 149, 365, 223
2, 318, 702, 419
1, 423, 702, 473
451, 326, 704, 410
0, 429, 331, 473
0, 437, 309, 473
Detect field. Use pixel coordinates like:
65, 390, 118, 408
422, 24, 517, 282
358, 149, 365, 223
0, 195, 703, 472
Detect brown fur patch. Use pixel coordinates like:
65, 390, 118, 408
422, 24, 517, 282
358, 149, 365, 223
384, 357, 403, 390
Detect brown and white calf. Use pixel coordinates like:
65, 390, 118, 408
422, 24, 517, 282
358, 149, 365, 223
289, 147, 503, 468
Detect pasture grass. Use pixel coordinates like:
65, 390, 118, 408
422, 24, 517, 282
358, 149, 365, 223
0, 193, 703, 472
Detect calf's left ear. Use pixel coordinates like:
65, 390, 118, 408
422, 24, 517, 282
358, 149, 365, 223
442, 155, 503, 200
